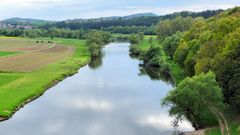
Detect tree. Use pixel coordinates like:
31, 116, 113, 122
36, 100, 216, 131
87, 33, 103, 46
162, 32, 182, 59
157, 17, 194, 40
89, 43, 101, 59
173, 41, 189, 67
138, 32, 144, 41
148, 37, 153, 45
162, 72, 224, 130
128, 34, 140, 44
212, 28, 240, 112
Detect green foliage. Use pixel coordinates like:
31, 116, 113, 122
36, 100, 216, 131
86, 30, 112, 46
86, 30, 112, 60
205, 123, 240, 135
128, 33, 145, 44
162, 32, 182, 59
156, 16, 195, 39
0, 28, 86, 39
212, 28, 240, 112
130, 36, 185, 85
147, 8, 240, 131
162, 72, 223, 129
102, 26, 157, 35
173, 41, 189, 67
148, 37, 153, 45
41, 9, 221, 32
144, 47, 163, 65
88, 43, 101, 59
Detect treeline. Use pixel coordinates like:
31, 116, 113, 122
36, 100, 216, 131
39, 10, 222, 34
102, 26, 156, 35
132, 7, 240, 130
0, 28, 86, 39
169, 7, 240, 112
0, 10, 222, 37
86, 30, 112, 69
2, 18, 52, 27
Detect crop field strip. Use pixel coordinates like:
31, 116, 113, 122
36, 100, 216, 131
0, 45, 75, 72
0, 51, 20, 57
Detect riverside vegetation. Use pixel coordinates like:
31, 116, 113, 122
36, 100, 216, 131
0, 7, 239, 135
0, 37, 90, 119
0, 30, 112, 120
129, 7, 240, 134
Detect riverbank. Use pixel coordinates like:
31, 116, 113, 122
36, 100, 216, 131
129, 37, 185, 85
0, 37, 90, 120
129, 36, 240, 134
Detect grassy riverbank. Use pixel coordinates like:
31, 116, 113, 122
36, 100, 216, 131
130, 36, 185, 85
0, 37, 90, 118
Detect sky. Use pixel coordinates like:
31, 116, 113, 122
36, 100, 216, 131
0, 0, 240, 21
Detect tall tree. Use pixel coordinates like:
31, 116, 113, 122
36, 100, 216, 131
162, 72, 225, 130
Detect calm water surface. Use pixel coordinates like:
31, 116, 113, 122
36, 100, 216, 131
0, 43, 194, 135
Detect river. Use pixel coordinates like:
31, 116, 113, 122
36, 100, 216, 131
0, 43, 194, 135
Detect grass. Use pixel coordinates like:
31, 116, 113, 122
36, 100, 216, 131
205, 123, 239, 135
0, 51, 19, 57
0, 73, 23, 86
204, 108, 240, 135
0, 37, 90, 118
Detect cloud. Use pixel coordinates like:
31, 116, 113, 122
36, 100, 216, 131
139, 114, 194, 131
61, 98, 114, 112
0, 0, 239, 20
44, 121, 65, 134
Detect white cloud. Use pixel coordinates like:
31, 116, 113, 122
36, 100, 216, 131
61, 98, 114, 112
0, 0, 239, 20
140, 114, 194, 131
44, 121, 65, 134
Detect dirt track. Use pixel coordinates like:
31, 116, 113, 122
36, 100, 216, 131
184, 130, 205, 135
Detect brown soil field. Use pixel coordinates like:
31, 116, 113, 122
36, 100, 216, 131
0, 45, 75, 72
0, 38, 52, 53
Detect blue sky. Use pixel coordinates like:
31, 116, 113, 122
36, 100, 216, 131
0, 0, 240, 20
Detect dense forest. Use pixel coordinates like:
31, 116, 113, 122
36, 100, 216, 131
130, 7, 240, 133
47, 10, 223, 29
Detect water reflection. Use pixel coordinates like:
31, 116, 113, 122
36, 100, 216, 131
138, 66, 175, 85
0, 43, 193, 135
88, 51, 104, 69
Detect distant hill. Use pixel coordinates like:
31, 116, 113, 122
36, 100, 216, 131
124, 13, 158, 19
2, 17, 53, 26
44, 9, 223, 30
1, 9, 223, 30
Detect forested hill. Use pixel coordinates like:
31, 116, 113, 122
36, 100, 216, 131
2, 18, 53, 26
40, 9, 223, 30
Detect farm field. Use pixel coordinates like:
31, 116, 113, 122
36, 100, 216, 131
0, 40, 75, 72
0, 51, 19, 57
0, 37, 90, 119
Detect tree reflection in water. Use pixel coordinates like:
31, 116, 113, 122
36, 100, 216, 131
88, 51, 104, 69
138, 65, 175, 86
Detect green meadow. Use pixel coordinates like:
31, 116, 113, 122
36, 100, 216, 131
0, 51, 19, 57
0, 38, 90, 118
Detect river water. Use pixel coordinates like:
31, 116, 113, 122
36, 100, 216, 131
0, 43, 194, 135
